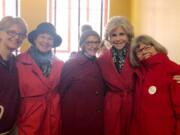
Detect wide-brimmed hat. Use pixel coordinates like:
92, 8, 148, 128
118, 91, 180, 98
28, 22, 62, 47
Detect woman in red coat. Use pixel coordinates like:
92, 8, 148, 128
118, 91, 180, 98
0, 16, 27, 134
97, 16, 135, 135
129, 35, 180, 135
59, 28, 105, 135
16, 23, 64, 135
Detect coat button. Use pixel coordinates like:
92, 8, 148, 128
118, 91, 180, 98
93, 76, 99, 80
96, 108, 102, 113
96, 91, 100, 95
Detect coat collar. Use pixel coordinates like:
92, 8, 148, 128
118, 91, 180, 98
0, 54, 16, 72
17, 49, 58, 66
134, 53, 168, 77
141, 53, 168, 68
75, 52, 96, 65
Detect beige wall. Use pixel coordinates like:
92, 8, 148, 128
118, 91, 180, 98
131, 0, 180, 63
110, 0, 180, 64
20, 0, 47, 52
109, 0, 131, 20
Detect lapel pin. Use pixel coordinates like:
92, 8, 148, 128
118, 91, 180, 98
148, 86, 157, 95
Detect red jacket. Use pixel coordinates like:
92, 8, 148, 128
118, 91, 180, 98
59, 52, 105, 135
16, 52, 64, 135
97, 47, 135, 135
130, 53, 180, 135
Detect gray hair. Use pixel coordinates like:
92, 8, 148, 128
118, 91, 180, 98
130, 34, 168, 67
0, 16, 28, 34
104, 16, 134, 42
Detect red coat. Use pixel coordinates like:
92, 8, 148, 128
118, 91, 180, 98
130, 53, 180, 135
59, 52, 105, 135
16, 52, 64, 135
97, 48, 135, 135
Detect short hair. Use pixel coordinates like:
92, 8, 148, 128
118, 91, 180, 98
130, 34, 168, 67
104, 16, 134, 42
0, 16, 28, 34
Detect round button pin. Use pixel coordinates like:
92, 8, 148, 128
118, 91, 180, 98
148, 86, 157, 95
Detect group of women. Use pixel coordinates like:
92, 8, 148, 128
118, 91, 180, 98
0, 17, 64, 135
0, 15, 180, 135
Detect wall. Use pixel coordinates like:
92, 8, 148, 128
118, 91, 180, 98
20, 0, 47, 52
109, 0, 131, 20
131, 0, 180, 63
110, 0, 180, 63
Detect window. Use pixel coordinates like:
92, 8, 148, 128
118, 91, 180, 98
0, 0, 20, 55
0, 0, 19, 19
47, 0, 109, 61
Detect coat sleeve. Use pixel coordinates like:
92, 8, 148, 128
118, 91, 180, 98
171, 76, 180, 135
58, 61, 74, 98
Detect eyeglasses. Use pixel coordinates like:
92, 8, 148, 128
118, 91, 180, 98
135, 45, 152, 54
85, 41, 100, 45
6, 30, 26, 40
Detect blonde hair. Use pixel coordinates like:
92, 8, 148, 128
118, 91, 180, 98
96, 40, 111, 57
0, 16, 28, 34
104, 16, 134, 42
130, 34, 168, 67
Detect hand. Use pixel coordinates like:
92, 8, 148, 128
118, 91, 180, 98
173, 75, 180, 83
0, 105, 4, 119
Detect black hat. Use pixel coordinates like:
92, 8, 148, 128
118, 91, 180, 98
28, 22, 62, 47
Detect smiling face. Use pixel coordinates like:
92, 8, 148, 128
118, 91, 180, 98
0, 24, 26, 51
135, 43, 158, 61
82, 35, 100, 58
109, 26, 129, 50
34, 33, 54, 53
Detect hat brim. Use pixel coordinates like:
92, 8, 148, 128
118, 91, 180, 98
28, 30, 62, 48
